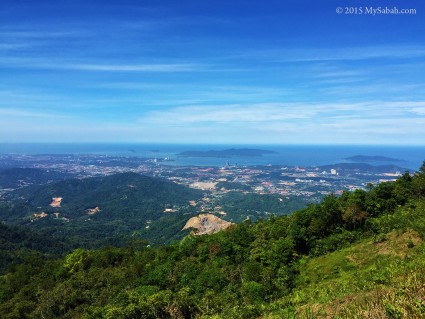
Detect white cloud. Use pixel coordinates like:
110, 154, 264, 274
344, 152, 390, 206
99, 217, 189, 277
411, 107, 425, 115
0, 57, 202, 72
0, 108, 71, 119
139, 104, 315, 125
0, 30, 85, 38
69, 63, 200, 72
243, 45, 425, 63
138, 101, 425, 125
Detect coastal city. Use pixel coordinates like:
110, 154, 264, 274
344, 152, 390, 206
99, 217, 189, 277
0, 152, 405, 220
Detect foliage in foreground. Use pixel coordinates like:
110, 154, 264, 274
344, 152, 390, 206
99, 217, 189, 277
1, 163, 425, 318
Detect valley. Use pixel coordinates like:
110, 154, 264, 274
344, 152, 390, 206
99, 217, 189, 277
0, 153, 410, 247
0, 160, 424, 318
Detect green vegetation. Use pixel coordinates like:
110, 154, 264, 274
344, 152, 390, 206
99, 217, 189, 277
1, 164, 425, 318
0, 167, 72, 189
218, 192, 306, 222
0, 173, 203, 247
0, 223, 69, 274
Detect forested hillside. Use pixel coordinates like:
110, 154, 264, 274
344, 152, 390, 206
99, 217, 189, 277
0, 164, 425, 318
0, 173, 203, 247
0, 167, 73, 189
0, 223, 69, 274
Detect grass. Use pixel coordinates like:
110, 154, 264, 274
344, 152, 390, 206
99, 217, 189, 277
263, 226, 424, 319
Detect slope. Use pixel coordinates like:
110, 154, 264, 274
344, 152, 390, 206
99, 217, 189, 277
0, 167, 73, 189
0, 172, 203, 247
0, 164, 424, 318
0, 223, 69, 274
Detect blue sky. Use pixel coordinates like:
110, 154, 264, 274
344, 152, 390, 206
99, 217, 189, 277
1, 0, 425, 144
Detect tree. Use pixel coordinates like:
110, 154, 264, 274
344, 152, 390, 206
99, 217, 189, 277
419, 160, 425, 174
342, 203, 368, 229
412, 160, 425, 198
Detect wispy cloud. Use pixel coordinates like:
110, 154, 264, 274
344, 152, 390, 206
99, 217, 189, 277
0, 56, 204, 72
409, 107, 425, 115
140, 104, 313, 125
1, 1, 424, 144
241, 45, 425, 63
139, 101, 425, 126
69, 63, 200, 72
0, 43, 33, 50
0, 30, 88, 38
2, 101, 424, 144
0, 108, 71, 119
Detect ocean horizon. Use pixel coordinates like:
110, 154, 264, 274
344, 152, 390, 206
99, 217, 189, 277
1, 143, 424, 170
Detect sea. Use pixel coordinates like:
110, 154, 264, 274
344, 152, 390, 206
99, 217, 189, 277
1, 144, 424, 170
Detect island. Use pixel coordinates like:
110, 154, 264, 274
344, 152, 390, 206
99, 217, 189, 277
344, 155, 405, 163
177, 148, 278, 158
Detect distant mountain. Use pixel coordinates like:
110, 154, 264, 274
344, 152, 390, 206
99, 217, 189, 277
1, 172, 203, 247
345, 155, 405, 162
178, 148, 278, 157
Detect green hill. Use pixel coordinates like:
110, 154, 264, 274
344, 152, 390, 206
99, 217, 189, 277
0, 167, 73, 189
0, 164, 424, 318
0, 172, 203, 247
0, 223, 70, 275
